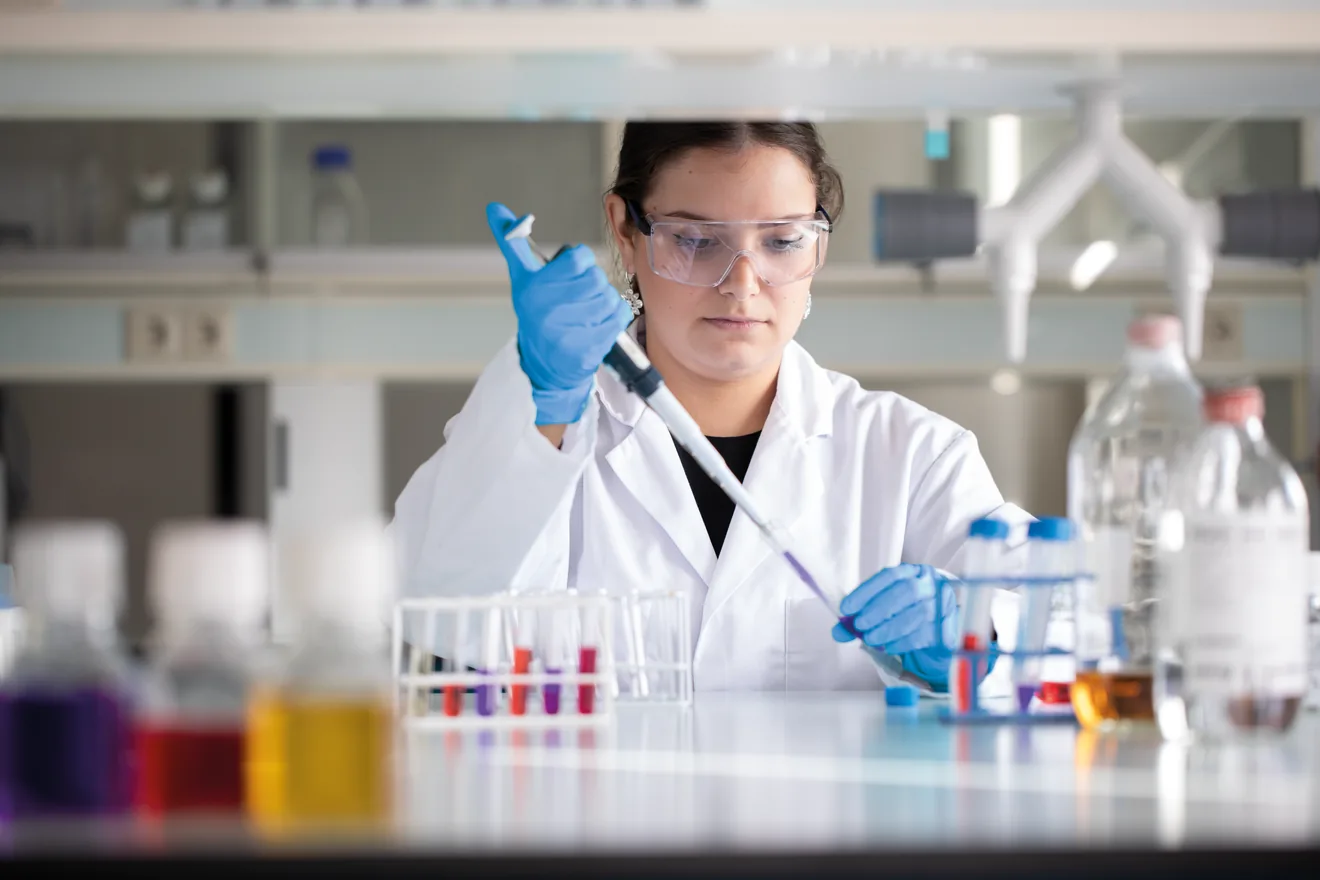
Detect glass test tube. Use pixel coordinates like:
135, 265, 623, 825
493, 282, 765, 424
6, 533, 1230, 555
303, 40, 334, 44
511, 608, 535, 717
476, 607, 501, 717
542, 603, 569, 716
579, 601, 598, 715
443, 611, 468, 718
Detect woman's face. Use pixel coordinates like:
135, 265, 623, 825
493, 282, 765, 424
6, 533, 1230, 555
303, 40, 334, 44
606, 144, 822, 384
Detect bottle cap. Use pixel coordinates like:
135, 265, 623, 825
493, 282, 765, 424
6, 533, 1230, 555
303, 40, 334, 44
885, 684, 919, 707
1127, 313, 1182, 349
312, 145, 352, 171
1027, 517, 1074, 541
1204, 383, 1263, 424
190, 169, 229, 204
149, 520, 269, 639
968, 518, 1010, 540
277, 518, 396, 640
11, 520, 124, 629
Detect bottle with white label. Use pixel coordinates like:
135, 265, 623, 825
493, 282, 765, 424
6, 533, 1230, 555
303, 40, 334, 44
1068, 315, 1203, 730
1154, 383, 1310, 742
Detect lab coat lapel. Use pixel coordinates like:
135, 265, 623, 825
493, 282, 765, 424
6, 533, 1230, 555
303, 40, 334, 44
699, 343, 833, 630
598, 354, 719, 588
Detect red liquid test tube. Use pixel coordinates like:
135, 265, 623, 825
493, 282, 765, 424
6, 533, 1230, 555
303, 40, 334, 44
578, 646, 597, 715
511, 647, 533, 716
443, 684, 463, 717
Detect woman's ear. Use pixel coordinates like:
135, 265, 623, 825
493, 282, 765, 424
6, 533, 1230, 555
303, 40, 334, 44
604, 194, 638, 274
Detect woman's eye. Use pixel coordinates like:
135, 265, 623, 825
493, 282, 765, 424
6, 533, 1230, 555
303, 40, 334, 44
674, 235, 717, 250
767, 237, 806, 252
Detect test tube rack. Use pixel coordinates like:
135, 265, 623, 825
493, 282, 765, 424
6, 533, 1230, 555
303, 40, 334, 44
936, 574, 1089, 726
391, 589, 692, 731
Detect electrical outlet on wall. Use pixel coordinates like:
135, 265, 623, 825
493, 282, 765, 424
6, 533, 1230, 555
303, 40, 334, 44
183, 305, 234, 362
124, 307, 184, 362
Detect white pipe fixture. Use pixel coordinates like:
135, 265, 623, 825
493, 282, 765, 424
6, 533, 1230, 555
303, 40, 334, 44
980, 82, 1221, 362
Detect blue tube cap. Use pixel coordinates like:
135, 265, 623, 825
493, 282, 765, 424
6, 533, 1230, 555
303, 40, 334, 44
312, 145, 352, 170
885, 684, 919, 707
1027, 516, 1074, 541
968, 518, 1010, 540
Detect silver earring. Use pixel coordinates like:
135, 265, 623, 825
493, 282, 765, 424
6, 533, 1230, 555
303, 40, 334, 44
803, 291, 812, 320
622, 273, 643, 316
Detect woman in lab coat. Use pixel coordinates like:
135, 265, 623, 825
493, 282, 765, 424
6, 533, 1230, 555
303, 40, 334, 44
391, 122, 1029, 693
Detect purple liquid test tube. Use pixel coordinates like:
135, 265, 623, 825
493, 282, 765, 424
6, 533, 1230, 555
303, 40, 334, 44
542, 668, 562, 715
475, 672, 495, 717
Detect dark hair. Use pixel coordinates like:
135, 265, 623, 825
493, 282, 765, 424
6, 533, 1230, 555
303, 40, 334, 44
607, 122, 845, 227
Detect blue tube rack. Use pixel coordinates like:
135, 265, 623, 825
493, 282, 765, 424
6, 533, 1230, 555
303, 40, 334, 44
932, 573, 1091, 726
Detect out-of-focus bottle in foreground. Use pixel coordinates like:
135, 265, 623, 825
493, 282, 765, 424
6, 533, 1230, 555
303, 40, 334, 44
1, 521, 134, 819
1069, 314, 1204, 731
247, 521, 394, 830
1155, 383, 1311, 741
134, 521, 268, 817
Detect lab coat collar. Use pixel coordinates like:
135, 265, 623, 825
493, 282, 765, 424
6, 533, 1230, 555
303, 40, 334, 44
595, 321, 836, 442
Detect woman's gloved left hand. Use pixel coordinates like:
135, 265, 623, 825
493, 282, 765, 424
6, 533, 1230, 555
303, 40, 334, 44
831, 563, 959, 691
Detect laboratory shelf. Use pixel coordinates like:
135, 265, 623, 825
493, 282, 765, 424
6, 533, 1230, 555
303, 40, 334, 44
4, 54, 1320, 120
1, 694, 1317, 875
3, 6, 1320, 118
0, 287, 1305, 382
6, 6, 1320, 55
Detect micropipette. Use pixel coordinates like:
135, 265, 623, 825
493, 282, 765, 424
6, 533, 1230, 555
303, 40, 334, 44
504, 215, 871, 646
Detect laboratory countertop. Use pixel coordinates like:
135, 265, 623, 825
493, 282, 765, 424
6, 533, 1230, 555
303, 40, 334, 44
6, 693, 1320, 876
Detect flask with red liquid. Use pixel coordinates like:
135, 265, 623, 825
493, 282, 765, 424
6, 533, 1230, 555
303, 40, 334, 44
134, 522, 268, 816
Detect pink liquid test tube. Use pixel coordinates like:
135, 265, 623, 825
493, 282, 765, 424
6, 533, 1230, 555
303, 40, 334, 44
578, 647, 597, 715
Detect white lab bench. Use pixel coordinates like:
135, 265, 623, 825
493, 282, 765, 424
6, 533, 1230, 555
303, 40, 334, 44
5, 692, 1318, 875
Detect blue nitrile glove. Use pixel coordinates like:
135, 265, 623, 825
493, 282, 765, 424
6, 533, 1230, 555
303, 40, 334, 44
831, 563, 960, 691
487, 202, 634, 426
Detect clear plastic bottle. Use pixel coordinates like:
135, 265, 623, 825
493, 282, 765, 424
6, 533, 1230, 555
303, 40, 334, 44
1155, 383, 1311, 742
1, 521, 134, 819
1069, 314, 1204, 730
310, 145, 368, 248
134, 521, 268, 816
247, 520, 393, 828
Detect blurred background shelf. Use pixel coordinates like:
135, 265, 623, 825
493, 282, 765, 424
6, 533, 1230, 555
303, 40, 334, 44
7, 4, 1320, 55
4, 55, 1320, 120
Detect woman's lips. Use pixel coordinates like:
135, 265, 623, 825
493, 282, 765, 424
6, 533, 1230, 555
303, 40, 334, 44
704, 317, 766, 331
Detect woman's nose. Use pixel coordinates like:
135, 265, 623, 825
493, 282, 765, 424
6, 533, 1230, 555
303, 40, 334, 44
718, 253, 760, 301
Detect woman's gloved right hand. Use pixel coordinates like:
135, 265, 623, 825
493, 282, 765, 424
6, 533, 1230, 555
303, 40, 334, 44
487, 202, 634, 426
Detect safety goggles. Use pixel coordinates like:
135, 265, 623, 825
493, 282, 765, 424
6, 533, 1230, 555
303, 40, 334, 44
626, 201, 832, 288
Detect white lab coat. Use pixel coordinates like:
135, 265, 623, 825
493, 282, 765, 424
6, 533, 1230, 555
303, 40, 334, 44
390, 332, 1031, 692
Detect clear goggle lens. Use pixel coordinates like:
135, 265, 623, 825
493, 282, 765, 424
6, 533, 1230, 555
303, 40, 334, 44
642, 217, 830, 288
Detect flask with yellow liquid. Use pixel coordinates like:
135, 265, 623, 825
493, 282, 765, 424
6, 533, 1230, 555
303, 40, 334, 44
246, 521, 395, 831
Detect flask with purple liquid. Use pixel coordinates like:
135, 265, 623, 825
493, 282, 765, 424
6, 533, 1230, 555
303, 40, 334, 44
0, 521, 134, 820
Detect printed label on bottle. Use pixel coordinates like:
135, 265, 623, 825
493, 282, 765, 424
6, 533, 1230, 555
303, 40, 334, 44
1184, 513, 1309, 698
1088, 526, 1134, 608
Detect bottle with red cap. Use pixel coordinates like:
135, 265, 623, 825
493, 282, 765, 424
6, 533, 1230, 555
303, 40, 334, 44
1068, 314, 1203, 730
1155, 381, 1310, 741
